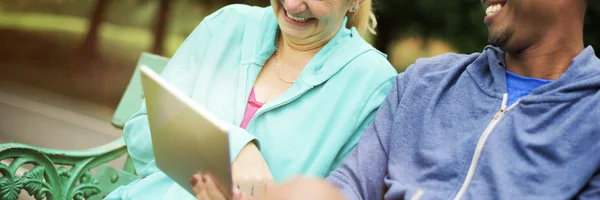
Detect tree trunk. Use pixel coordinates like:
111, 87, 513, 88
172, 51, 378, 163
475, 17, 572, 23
151, 0, 171, 55
67, 0, 111, 108
77, 0, 110, 65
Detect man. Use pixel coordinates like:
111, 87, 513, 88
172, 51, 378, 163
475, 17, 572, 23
326, 0, 599, 199
193, 0, 599, 199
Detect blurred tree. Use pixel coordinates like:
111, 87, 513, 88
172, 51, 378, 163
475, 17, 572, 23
68, 0, 270, 60
72, 0, 111, 71
375, 0, 487, 54
146, 0, 269, 55
375, 0, 600, 54
151, 0, 170, 55
85, 0, 110, 55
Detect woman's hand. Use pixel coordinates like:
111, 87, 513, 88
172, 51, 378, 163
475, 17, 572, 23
192, 173, 244, 200
191, 173, 346, 200
231, 142, 274, 197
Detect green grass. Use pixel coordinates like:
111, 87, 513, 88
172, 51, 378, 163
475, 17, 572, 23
0, 12, 186, 56
0, 12, 192, 108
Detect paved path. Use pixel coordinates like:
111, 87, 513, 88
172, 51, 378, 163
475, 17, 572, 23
0, 80, 128, 200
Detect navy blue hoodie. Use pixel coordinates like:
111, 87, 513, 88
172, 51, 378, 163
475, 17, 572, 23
328, 46, 600, 200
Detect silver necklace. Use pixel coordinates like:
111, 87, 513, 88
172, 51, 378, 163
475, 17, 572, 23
275, 40, 296, 84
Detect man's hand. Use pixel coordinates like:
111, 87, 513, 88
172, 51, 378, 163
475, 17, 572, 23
231, 142, 274, 197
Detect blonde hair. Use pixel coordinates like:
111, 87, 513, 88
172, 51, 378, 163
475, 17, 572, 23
346, 0, 378, 36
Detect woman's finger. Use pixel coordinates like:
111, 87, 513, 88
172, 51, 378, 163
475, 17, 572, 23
191, 173, 203, 195
204, 174, 228, 200
194, 173, 214, 200
232, 188, 244, 200
196, 189, 208, 200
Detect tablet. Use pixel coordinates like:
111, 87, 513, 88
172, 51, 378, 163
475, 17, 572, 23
140, 65, 232, 197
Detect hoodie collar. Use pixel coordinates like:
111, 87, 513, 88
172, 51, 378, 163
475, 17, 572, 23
467, 46, 508, 98
468, 45, 600, 103
526, 46, 600, 103
241, 6, 377, 86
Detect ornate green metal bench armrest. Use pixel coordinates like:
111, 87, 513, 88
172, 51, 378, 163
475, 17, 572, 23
0, 52, 169, 200
0, 138, 137, 200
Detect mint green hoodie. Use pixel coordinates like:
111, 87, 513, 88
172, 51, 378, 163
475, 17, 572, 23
106, 4, 396, 199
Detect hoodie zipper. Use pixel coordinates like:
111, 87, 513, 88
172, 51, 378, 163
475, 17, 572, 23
453, 93, 519, 200
411, 189, 425, 200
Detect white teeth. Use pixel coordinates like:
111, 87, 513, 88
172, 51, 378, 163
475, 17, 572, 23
485, 4, 503, 16
286, 11, 310, 23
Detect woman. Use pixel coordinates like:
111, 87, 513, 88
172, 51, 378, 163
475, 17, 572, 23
106, 0, 396, 199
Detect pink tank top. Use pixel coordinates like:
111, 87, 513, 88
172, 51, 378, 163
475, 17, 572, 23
240, 88, 265, 129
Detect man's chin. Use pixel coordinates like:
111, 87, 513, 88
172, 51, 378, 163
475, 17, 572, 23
488, 39, 506, 48
488, 34, 510, 48
487, 27, 512, 48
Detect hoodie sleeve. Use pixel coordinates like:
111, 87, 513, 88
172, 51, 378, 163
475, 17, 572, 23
576, 171, 600, 199
325, 76, 395, 176
326, 74, 404, 199
123, 8, 258, 177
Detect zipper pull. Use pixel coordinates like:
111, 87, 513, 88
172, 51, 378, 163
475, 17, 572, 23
493, 93, 509, 120
493, 108, 506, 120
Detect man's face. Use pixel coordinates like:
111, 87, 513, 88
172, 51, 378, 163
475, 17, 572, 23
481, 0, 562, 52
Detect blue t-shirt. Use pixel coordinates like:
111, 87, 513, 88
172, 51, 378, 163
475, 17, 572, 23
506, 71, 552, 105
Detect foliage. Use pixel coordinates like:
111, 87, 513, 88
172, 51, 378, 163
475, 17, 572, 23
1, 0, 599, 54
376, 0, 600, 53
0, 177, 22, 200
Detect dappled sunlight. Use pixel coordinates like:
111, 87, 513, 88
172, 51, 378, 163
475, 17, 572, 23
388, 36, 455, 72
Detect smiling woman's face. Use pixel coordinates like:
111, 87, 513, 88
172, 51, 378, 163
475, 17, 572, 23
272, 0, 354, 45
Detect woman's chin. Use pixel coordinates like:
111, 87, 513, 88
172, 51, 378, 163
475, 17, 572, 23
279, 27, 311, 40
